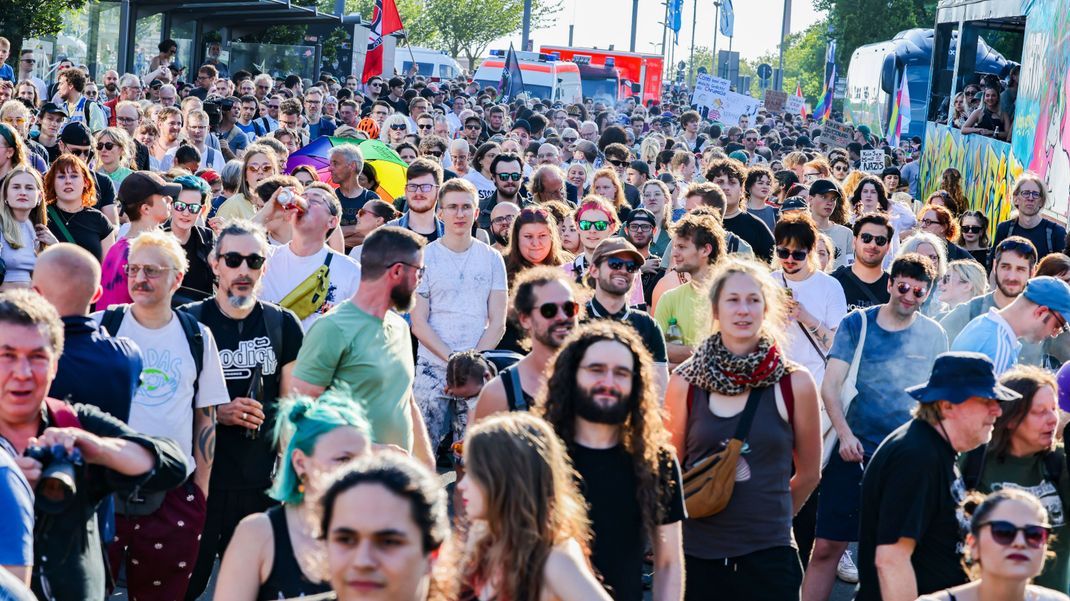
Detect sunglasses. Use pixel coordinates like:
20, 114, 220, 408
859, 232, 888, 246
246, 164, 274, 174
220, 252, 266, 269
603, 257, 640, 273
981, 520, 1052, 548
895, 281, 929, 299
124, 263, 172, 279
496, 172, 522, 181
96, 142, 118, 151
608, 159, 629, 168
776, 247, 808, 261
961, 225, 984, 234
578, 219, 610, 231
537, 300, 580, 319
172, 201, 203, 214
390, 124, 407, 130
562, 136, 577, 143
68, 147, 92, 158
417, 124, 433, 130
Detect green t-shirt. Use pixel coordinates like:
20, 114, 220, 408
654, 281, 711, 347
959, 446, 1070, 592
293, 301, 415, 451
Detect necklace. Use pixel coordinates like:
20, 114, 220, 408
440, 241, 474, 282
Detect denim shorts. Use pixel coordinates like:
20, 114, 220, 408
814, 444, 868, 542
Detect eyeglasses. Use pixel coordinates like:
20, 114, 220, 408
895, 281, 929, 299
390, 124, 408, 130
124, 263, 173, 279
96, 142, 118, 151
173, 201, 203, 214
744, 137, 758, 143
626, 223, 653, 233
1017, 190, 1043, 199
537, 300, 580, 319
220, 252, 266, 269
981, 520, 1052, 549
491, 214, 516, 225
405, 183, 437, 193
496, 172, 522, 182
920, 218, 943, 228
602, 257, 640, 273
961, 225, 983, 234
442, 204, 475, 215
858, 232, 888, 246
607, 159, 629, 168
775, 247, 808, 261
1052, 311, 1070, 335
426, 150, 443, 158
464, 124, 481, 130
117, 116, 139, 125
391, 261, 426, 278
578, 219, 610, 231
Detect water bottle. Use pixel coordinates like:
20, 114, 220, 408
665, 318, 684, 345
244, 364, 264, 440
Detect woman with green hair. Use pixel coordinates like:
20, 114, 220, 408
167, 173, 216, 305
214, 389, 371, 601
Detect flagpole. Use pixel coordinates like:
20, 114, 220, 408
712, 1, 720, 78
688, 0, 697, 86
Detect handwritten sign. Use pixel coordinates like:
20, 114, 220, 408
785, 94, 805, 116
822, 121, 853, 148
861, 149, 887, 173
763, 89, 787, 113
692, 74, 731, 112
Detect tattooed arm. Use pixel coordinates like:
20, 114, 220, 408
193, 406, 216, 496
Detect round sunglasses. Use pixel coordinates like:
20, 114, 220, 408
537, 301, 579, 319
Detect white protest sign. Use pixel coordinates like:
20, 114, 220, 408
713, 91, 761, 126
860, 149, 887, 173
785, 95, 804, 115
692, 74, 731, 112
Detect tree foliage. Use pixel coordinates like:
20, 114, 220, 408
423, 0, 561, 69
683, 46, 759, 96
814, 0, 937, 75
0, 0, 90, 58
754, 21, 828, 103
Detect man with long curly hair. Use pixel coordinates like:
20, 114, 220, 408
535, 321, 685, 601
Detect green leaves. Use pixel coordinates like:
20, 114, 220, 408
815, 0, 937, 78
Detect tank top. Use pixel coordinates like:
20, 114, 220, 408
682, 384, 795, 559
500, 365, 533, 411
257, 507, 332, 601
977, 108, 1002, 132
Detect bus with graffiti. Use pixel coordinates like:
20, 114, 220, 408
918, 0, 1069, 230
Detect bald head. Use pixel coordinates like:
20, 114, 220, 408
33, 244, 102, 316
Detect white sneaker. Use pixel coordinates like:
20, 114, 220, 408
837, 550, 859, 584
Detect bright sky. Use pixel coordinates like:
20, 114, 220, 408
491, 0, 826, 62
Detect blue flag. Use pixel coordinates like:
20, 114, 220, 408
720, 0, 734, 37
669, 0, 683, 44
499, 44, 525, 102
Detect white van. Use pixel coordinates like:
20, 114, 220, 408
471, 50, 582, 104
400, 47, 464, 81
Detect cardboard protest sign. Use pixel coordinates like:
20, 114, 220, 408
763, 89, 787, 113
861, 149, 887, 173
822, 121, 853, 148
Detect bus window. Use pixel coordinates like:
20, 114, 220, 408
928, 22, 960, 124
952, 17, 1024, 142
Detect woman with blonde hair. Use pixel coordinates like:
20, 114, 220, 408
939, 259, 988, 311
450, 412, 612, 601
640, 178, 674, 257
381, 112, 412, 146
0, 165, 56, 289
665, 257, 821, 599
43, 154, 114, 261
783, 151, 809, 180
590, 167, 629, 220
214, 143, 280, 221
0, 122, 29, 180
94, 127, 136, 186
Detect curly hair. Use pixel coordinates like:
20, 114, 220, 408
849, 175, 890, 216
43, 154, 97, 207
458, 413, 593, 601
533, 321, 671, 544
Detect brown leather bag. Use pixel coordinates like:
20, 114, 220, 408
682, 385, 765, 519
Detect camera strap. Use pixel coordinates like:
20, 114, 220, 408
44, 397, 82, 430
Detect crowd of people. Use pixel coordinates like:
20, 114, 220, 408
2, 34, 1070, 601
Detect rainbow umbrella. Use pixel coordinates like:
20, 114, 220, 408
285, 136, 409, 201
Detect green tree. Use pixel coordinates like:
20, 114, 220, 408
814, 0, 937, 75
0, 0, 90, 59
329, 0, 439, 47
755, 20, 828, 103
683, 47, 757, 96
424, 0, 561, 69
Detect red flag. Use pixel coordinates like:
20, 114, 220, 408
795, 82, 807, 119
361, 0, 405, 83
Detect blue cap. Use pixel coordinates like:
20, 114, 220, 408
1023, 276, 1070, 319
905, 352, 1021, 404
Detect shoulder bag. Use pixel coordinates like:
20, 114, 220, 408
819, 309, 867, 467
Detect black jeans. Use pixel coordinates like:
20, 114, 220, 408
185, 488, 277, 600
684, 546, 803, 601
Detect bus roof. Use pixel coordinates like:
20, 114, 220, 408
935, 0, 1028, 22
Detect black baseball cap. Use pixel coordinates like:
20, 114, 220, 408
781, 196, 810, 212
808, 178, 842, 198
625, 208, 656, 226
59, 122, 92, 146
38, 102, 68, 118
118, 171, 183, 205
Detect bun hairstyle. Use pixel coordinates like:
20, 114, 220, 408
269, 386, 371, 505
960, 488, 1053, 578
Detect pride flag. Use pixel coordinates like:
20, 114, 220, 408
795, 82, 806, 119
886, 71, 912, 146
812, 64, 835, 122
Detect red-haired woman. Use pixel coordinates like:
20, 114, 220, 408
43, 153, 114, 261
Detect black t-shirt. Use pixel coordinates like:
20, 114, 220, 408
172, 225, 216, 305
191, 300, 304, 490
48, 206, 113, 262
993, 218, 1068, 261
336, 187, 380, 227
571, 445, 685, 601
387, 95, 409, 115
584, 297, 667, 363
831, 265, 890, 313
724, 211, 775, 262
857, 419, 969, 601
92, 171, 115, 210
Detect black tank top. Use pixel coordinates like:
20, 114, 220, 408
501, 365, 534, 411
258, 506, 332, 601
977, 108, 1002, 132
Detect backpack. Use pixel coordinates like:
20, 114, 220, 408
100, 305, 204, 398
962, 444, 1065, 491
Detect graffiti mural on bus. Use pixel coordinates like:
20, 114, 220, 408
919, 123, 1024, 231
1012, 0, 1070, 220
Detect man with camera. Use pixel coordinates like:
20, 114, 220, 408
0, 289, 188, 601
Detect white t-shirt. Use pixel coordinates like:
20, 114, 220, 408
774, 269, 848, 386
464, 170, 497, 199
261, 244, 362, 331
822, 223, 855, 269
92, 310, 229, 475
416, 239, 507, 365
159, 143, 226, 172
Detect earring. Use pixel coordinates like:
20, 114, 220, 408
297, 473, 306, 494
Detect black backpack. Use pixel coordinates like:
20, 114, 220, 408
101, 305, 204, 397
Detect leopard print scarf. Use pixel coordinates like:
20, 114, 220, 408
676, 333, 795, 395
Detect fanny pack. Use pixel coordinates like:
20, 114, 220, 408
682, 385, 764, 519
280, 252, 334, 320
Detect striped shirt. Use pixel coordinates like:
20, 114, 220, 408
951, 308, 1021, 375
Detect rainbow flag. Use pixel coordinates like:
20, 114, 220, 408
812, 64, 835, 122
886, 71, 912, 146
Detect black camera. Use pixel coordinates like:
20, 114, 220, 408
25, 444, 84, 514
